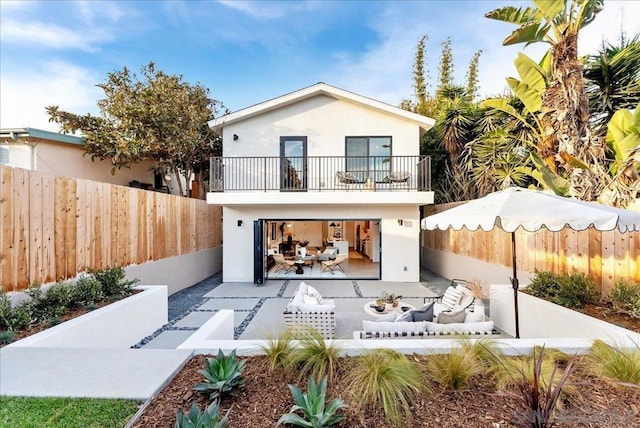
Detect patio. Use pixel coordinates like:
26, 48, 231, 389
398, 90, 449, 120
136, 272, 455, 348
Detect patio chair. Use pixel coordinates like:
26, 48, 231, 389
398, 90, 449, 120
272, 253, 296, 273
384, 171, 410, 189
335, 171, 365, 189
321, 253, 347, 274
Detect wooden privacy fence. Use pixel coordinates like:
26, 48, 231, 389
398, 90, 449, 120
423, 202, 640, 295
1, 165, 222, 292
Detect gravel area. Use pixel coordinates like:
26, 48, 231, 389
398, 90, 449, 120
168, 273, 223, 321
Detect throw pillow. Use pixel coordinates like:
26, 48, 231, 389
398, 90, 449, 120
435, 307, 466, 324
441, 286, 463, 311
305, 285, 324, 304
458, 286, 475, 311
464, 311, 484, 323
375, 312, 397, 322
303, 294, 319, 305
411, 302, 434, 321
396, 310, 413, 322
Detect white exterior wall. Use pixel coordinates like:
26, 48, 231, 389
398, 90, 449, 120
223, 204, 421, 282
223, 95, 420, 158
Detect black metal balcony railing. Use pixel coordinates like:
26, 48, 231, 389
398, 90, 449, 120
209, 156, 431, 192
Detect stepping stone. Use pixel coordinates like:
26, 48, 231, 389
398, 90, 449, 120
141, 330, 194, 349
197, 298, 260, 311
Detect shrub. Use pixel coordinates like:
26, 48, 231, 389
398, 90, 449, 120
343, 349, 424, 426
553, 271, 596, 308
609, 279, 640, 319
0, 330, 16, 345
0, 290, 13, 331
193, 349, 246, 401
90, 267, 138, 298
175, 401, 229, 428
511, 346, 576, 428
277, 376, 347, 427
259, 329, 294, 373
425, 347, 486, 390
528, 270, 560, 300
71, 275, 104, 306
288, 327, 341, 383
528, 270, 596, 309
588, 339, 640, 385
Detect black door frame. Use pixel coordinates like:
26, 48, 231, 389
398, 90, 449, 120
280, 136, 307, 191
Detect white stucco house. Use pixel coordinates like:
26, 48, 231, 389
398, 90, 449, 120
207, 83, 435, 284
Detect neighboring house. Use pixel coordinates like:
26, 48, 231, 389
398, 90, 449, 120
0, 127, 167, 191
207, 83, 435, 284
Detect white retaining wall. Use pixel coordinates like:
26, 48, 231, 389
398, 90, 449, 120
490, 283, 640, 345
422, 247, 535, 286
8, 286, 168, 349
126, 246, 222, 295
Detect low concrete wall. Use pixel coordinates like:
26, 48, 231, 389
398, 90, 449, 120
490, 284, 640, 345
422, 247, 534, 286
8, 286, 168, 349
177, 310, 234, 351
126, 246, 222, 295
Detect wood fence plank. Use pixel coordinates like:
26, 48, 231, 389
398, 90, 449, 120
65, 177, 77, 279
588, 228, 603, 293
613, 230, 629, 288
600, 230, 616, 294
54, 176, 67, 281
41, 173, 55, 284
12, 168, 29, 289
28, 171, 44, 286
1, 167, 15, 290
75, 179, 87, 273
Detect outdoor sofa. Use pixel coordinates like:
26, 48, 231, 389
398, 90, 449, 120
354, 280, 498, 339
283, 282, 336, 339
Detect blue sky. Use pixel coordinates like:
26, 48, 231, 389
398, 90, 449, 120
1, 0, 638, 132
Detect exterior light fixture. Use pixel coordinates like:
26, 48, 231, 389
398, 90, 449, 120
237, 220, 243, 227
398, 219, 403, 226
233, 134, 239, 141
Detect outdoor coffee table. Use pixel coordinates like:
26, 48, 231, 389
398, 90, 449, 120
363, 301, 416, 318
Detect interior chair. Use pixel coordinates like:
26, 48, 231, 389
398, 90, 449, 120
317, 247, 338, 262
321, 254, 348, 274
273, 253, 296, 273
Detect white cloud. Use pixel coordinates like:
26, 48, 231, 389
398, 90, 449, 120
0, 62, 101, 131
578, 1, 640, 55
216, 0, 292, 19
0, 19, 113, 51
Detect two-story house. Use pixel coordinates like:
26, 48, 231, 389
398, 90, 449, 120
207, 83, 435, 284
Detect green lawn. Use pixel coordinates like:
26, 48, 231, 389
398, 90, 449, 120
0, 397, 140, 428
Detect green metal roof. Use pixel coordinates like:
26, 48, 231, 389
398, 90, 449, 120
0, 127, 84, 146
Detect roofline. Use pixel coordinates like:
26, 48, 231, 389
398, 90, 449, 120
0, 127, 84, 146
208, 82, 435, 130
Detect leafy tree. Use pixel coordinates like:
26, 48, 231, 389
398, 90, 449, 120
47, 62, 223, 197
584, 35, 640, 137
486, 0, 604, 196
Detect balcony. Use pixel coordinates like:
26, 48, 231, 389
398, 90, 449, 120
209, 155, 431, 193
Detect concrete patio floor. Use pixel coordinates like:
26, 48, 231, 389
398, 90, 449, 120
140, 274, 452, 347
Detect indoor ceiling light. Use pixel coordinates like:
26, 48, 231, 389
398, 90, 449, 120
329, 222, 337, 227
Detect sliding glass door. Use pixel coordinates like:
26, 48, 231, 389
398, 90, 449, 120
345, 136, 391, 182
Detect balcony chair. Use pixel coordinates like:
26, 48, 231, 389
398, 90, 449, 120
321, 254, 348, 274
273, 253, 296, 273
335, 171, 365, 189
384, 171, 411, 188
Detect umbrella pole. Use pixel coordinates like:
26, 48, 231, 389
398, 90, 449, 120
511, 232, 520, 339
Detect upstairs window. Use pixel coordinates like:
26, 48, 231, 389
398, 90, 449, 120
345, 136, 391, 182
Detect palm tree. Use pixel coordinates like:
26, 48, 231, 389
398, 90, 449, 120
485, 0, 604, 179
584, 35, 640, 137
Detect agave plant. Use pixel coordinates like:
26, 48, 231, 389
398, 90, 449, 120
175, 401, 229, 428
277, 376, 347, 427
193, 349, 246, 400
